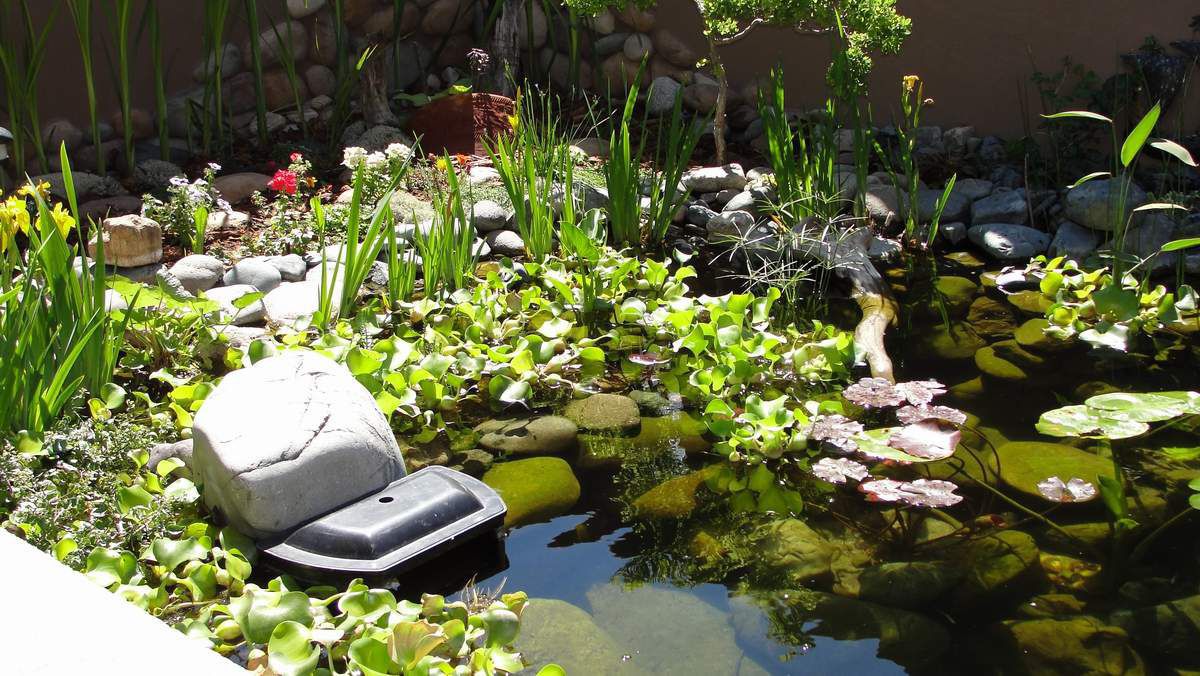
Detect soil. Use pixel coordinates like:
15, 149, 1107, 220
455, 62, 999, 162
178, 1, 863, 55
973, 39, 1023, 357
406, 93, 516, 157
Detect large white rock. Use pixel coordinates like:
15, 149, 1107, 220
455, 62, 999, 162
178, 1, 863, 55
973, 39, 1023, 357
191, 352, 406, 538
682, 164, 747, 192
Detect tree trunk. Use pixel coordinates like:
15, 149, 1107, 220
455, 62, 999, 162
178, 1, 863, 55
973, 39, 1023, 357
708, 36, 727, 165
490, 1, 520, 97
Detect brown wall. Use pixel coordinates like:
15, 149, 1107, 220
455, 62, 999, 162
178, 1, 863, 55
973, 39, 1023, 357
8, 0, 1200, 139
664, 0, 1200, 137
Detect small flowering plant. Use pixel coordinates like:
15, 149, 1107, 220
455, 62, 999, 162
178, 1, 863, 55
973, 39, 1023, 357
342, 143, 414, 205
143, 163, 231, 251
250, 153, 323, 255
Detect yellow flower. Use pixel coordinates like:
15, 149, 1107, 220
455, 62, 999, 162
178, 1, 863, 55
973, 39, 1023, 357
2, 196, 30, 235
18, 181, 50, 200
435, 156, 449, 172
50, 203, 75, 239
507, 114, 520, 131
902, 75, 920, 93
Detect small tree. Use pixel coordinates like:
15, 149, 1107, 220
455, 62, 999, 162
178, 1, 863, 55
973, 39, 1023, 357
565, 0, 910, 163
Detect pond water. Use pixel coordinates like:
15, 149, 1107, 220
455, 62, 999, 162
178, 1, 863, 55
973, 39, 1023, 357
392, 260, 1200, 675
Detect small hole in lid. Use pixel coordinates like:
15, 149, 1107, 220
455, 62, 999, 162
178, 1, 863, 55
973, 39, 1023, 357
379, 496, 395, 503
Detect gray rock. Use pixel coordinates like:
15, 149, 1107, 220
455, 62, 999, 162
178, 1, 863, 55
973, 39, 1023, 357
204, 284, 266, 326
212, 325, 267, 350
971, 188, 1028, 224
706, 210, 756, 242
593, 33, 629, 58
191, 352, 406, 538
682, 164, 747, 192
223, 258, 282, 293
111, 262, 163, 284
34, 171, 125, 202
563, 393, 641, 434
133, 159, 185, 191
148, 439, 194, 471
470, 199, 513, 232
646, 76, 682, 116
168, 254, 225, 293
154, 269, 195, 300
1048, 221, 1100, 260
485, 229, 525, 257
103, 289, 128, 312
263, 281, 325, 329
968, 223, 1049, 260
867, 236, 902, 262
623, 33, 653, 60
939, 222, 967, 245
952, 178, 994, 202
1123, 212, 1180, 263
685, 203, 717, 226
475, 416, 579, 455
354, 125, 410, 152
263, 254, 306, 282
1064, 177, 1148, 231
207, 210, 250, 232
286, 0, 326, 19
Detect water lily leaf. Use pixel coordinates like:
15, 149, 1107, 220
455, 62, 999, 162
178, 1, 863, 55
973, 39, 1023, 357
267, 621, 321, 676
811, 457, 869, 484
1084, 391, 1192, 422
229, 588, 315, 644
1158, 391, 1200, 414
851, 427, 936, 463
1036, 476, 1098, 503
85, 548, 137, 588
1036, 404, 1148, 439
859, 478, 963, 507
844, 377, 905, 408
888, 421, 961, 460
151, 537, 210, 572
348, 637, 396, 676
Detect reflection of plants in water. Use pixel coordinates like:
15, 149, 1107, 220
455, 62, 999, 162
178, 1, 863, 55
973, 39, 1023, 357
1036, 390, 1200, 578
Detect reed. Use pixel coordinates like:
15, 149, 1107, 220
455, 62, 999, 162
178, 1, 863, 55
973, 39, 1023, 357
243, 0, 269, 147
65, 0, 103, 174
110, 0, 135, 172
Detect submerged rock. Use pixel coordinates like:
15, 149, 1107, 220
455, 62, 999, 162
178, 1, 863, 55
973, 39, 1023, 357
564, 393, 641, 434
578, 413, 710, 469
482, 457, 580, 527
967, 296, 1018, 339
756, 518, 837, 580
1006, 289, 1053, 315
995, 441, 1116, 501
630, 466, 715, 519
475, 416, 578, 456
1015, 317, 1073, 352
912, 322, 987, 360
952, 530, 1040, 603
975, 339, 1048, 384
934, 275, 978, 318
983, 616, 1145, 675
856, 561, 964, 609
586, 583, 766, 675
517, 599, 647, 675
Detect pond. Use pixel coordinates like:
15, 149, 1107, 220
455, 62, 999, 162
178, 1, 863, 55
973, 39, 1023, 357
384, 258, 1200, 675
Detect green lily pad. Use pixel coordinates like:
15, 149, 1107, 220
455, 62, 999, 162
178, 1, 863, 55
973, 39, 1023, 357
852, 427, 942, 464
1084, 391, 1195, 423
1036, 405, 1148, 439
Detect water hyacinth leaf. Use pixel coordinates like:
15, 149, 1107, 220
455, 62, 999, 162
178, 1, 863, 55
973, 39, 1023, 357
117, 485, 155, 513
231, 290, 264, 310
481, 608, 521, 647
85, 547, 137, 588
1036, 476, 1098, 503
1092, 283, 1139, 322
163, 477, 200, 504
267, 621, 321, 676
53, 538, 78, 562
347, 347, 386, 375
16, 430, 46, 456
1084, 391, 1192, 422
339, 585, 397, 623
810, 457, 869, 484
851, 427, 937, 463
488, 375, 531, 406
150, 537, 209, 572
537, 666, 568, 676
181, 563, 219, 601
1079, 323, 1130, 352
349, 636, 396, 676
748, 463, 775, 493
1036, 404, 1148, 439
537, 316, 572, 338
390, 620, 446, 668
100, 382, 126, 410
229, 588, 315, 644
887, 420, 961, 460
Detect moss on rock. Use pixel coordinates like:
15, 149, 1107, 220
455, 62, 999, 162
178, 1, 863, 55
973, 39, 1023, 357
995, 441, 1116, 501
482, 457, 581, 527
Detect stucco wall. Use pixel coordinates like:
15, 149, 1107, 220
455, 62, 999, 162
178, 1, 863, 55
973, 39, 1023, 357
10, 0, 1200, 139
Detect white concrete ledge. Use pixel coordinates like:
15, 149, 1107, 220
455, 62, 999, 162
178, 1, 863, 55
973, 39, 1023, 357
0, 530, 243, 675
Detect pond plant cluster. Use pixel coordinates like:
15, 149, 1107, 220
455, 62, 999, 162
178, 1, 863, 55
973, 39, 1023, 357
3, 1, 1200, 674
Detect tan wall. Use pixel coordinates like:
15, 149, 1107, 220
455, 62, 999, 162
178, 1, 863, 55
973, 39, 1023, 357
9, 0, 1200, 139
662, 0, 1200, 137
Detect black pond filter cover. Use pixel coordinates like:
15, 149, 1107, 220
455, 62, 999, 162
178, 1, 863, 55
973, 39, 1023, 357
261, 466, 507, 577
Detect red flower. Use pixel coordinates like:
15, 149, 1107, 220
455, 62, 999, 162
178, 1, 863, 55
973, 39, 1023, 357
290, 152, 303, 163
268, 169, 299, 195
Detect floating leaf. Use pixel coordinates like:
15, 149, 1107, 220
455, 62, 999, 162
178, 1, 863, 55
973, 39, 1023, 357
627, 352, 670, 367
150, 537, 209, 572
1036, 404, 1148, 439
844, 377, 904, 408
808, 414, 863, 453
229, 588, 315, 644
85, 548, 137, 588
887, 420, 961, 460
810, 457, 869, 484
893, 379, 946, 406
859, 478, 963, 507
896, 404, 967, 426
1036, 476, 1098, 503
267, 621, 321, 676
1084, 391, 1193, 423
851, 427, 936, 464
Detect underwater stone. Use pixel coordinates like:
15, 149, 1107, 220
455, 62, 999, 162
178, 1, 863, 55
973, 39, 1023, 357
630, 466, 715, 519
1112, 594, 1200, 664
934, 275, 978, 318
989, 617, 1145, 675
516, 599, 647, 675
1014, 317, 1073, 352
627, 390, 678, 415
475, 416, 578, 456
564, 393, 641, 434
953, 530, 1040, 603
482, 457, 580, 528
1006, 289, 1053, 315
995, 441, 1116, 501
856, 561, 964, 609
912, 322, 987, 360
974, 343, 1034, 384
756, 519, 837, 580
966, 296, 1017, 339
579, 413, 709, 469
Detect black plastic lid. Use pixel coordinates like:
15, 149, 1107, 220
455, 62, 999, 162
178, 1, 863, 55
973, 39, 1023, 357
262, 466, 506, 576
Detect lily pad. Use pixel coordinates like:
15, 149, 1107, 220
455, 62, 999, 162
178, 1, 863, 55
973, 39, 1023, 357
1084, 391, 1198, 423
995, 442, 1117, 500
852, 427, 942, 463
1036, 405, 1148, 439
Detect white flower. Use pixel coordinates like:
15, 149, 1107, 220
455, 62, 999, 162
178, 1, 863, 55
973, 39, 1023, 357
365, 151, 387, 168
384, 143, 412, 161
207, 162, 222, 172
342, 146, 368, 170
169, 176, 190, 188
1036, 476, 1098, 503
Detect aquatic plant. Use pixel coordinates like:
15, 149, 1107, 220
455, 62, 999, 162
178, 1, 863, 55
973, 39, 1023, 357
65, 0, 102, 173
415, 155, 479, 296
110, 0, 135, 172
758, 65, 841, 222
0, 0, 55, 176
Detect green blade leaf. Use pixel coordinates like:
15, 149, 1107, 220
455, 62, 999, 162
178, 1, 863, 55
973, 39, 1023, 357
1149, 137, 1198, 167
1042, 110, 1113, 124
1161, 238, 1200, 253
1070, 171, 1111, 189
1121, 103, 1161, 168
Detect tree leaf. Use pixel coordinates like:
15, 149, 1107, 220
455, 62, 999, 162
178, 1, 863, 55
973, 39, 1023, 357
1121, 102, 1161, 167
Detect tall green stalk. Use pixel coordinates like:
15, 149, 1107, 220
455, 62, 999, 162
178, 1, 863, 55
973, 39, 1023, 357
111, 0, 134, 173
201, 0, 232, 156
604, 77, 649, 250
0, 0, 56, 176
243, 0, 268, 147
416, 157, 479, 296
66, 0, 103, 174
147, 2, 169, 161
